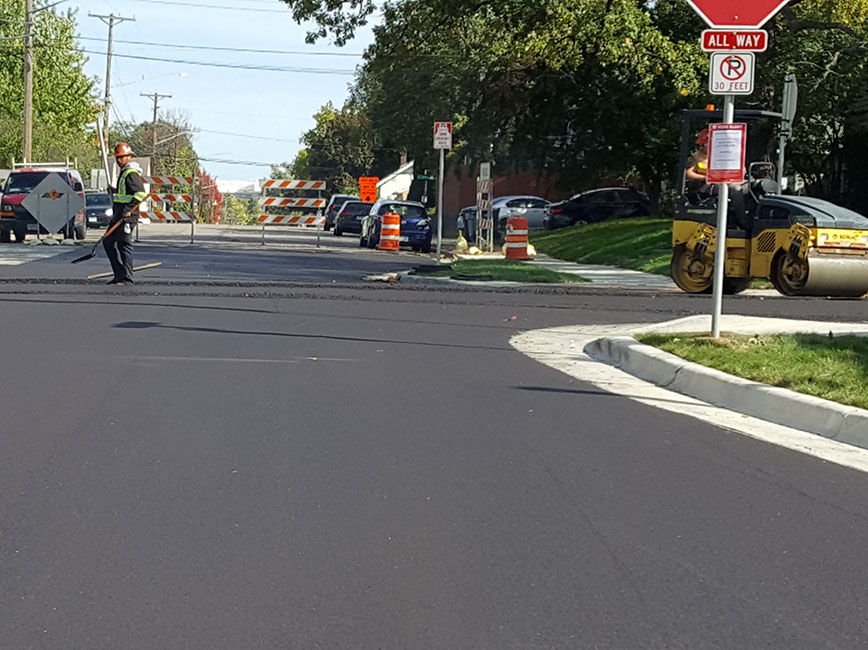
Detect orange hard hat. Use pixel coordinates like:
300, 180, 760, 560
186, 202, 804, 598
114, 142, 133, 157
696, 129, 710, 146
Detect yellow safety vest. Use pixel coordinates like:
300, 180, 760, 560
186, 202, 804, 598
115, 167, 147, 204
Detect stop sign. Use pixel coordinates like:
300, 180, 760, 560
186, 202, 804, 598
686, 0, 790, 29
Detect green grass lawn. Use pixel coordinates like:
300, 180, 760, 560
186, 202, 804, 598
637, 332, 868, 410
413, 259, 587, 283
531, 217, 673, 274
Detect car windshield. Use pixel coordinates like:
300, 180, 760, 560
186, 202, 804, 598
341, 202, 372, 215
379, 204, 426, 219
87, 193, 111, 207
4, 172, 50, 194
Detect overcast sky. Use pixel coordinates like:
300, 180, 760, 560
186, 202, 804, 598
74, 0, 375, 182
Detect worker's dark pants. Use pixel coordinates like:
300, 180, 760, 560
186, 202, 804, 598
103, 222, 134, 282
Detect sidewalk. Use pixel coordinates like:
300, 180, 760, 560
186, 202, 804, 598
528, 255, 679, 291
513, 315, 868, 459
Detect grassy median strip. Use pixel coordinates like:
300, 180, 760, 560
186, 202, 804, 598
636, 332, 868, 410
531, 217, 673, 274
413, 259, 587, 283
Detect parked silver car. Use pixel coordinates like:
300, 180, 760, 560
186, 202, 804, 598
494, 195, 550, 230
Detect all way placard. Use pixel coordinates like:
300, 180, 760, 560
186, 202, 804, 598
702, 30, 768, 52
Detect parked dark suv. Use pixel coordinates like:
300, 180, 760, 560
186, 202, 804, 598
324, 194, 360, 231
0, 167, 87, 242
333, 200, 373, 236
542, 187, 650, 230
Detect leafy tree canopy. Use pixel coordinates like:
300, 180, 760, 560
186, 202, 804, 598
0, 2, 97, 167
282, 0, 868, 208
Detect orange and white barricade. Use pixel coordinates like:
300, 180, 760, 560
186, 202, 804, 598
379, 212, 401, 251
257, 214, 325, 227
257, 178, 326, 246
140, 175, 197, 242
505, 217, 530, 260
261, 179, 326, 191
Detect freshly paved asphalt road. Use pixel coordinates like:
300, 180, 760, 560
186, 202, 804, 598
2, 227, 868, 649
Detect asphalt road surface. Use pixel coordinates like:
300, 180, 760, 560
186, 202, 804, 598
2, 227, 868, 649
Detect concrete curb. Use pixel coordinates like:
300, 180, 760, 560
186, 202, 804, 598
585, 336, 868, 450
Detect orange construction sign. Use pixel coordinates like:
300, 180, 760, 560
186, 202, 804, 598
359, 177, 379, 203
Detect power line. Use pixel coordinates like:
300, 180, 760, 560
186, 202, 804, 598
198, 129, 297, 143
123, 0, 290, 12
79, 49, 356, 74
34, 0, 69, 12
77, 36, 364, 57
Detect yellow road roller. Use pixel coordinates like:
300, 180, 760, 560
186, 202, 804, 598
672, 109, 868, 297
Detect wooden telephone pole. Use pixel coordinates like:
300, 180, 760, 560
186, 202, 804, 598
23, 0, 33, 162
141, 92, 172, 173
89, 13, 135, 151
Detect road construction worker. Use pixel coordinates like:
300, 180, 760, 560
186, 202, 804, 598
685, 128, 749, 228
105, 142, 147, 284
685, 128, 710, 193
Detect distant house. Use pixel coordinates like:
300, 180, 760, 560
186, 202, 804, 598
377, 159, 415, 200
217, 179, 261, 199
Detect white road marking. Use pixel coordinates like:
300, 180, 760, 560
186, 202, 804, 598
125, 355, 358, 363
511, 323, 868, 475
0, 245, 71, 265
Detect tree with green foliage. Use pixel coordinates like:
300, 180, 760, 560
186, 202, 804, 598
281, 0, 868, 211
221, 194, 256, 225
296, 101, 398, 193
0, 2, 98, 167
272, 149, 310, 180
112, 109, 199, 176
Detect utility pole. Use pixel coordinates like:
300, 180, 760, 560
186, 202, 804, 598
90, 13, 135, 151
23, 0, 33, 162
141, 92, 171, 173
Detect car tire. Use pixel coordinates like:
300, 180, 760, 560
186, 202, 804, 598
13, 226, 26, 243
333, 224, 342, 236
0, 229, 9, 243
420, 242, 431, 254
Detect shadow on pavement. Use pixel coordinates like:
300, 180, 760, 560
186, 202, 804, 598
113, 320, 513, 352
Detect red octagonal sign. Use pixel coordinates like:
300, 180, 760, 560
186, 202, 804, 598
686, 0, 791, 29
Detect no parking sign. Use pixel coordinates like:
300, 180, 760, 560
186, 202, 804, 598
709, 52, 755, 95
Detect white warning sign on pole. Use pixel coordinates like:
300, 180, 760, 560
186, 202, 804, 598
709, 52, 755, 95
433, 122, 452, 150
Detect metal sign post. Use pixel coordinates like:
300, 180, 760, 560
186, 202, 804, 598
710, 96, 737, 338
688, 0, 791, 339
705, 47, 754, 338
433, 122, 452, 261
778, 74, 798, 189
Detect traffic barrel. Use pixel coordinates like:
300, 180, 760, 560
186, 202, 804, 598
505, 217, 529, 260
379, 211, 401, 251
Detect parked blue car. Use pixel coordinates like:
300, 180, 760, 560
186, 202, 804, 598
360, 200, 432, 253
